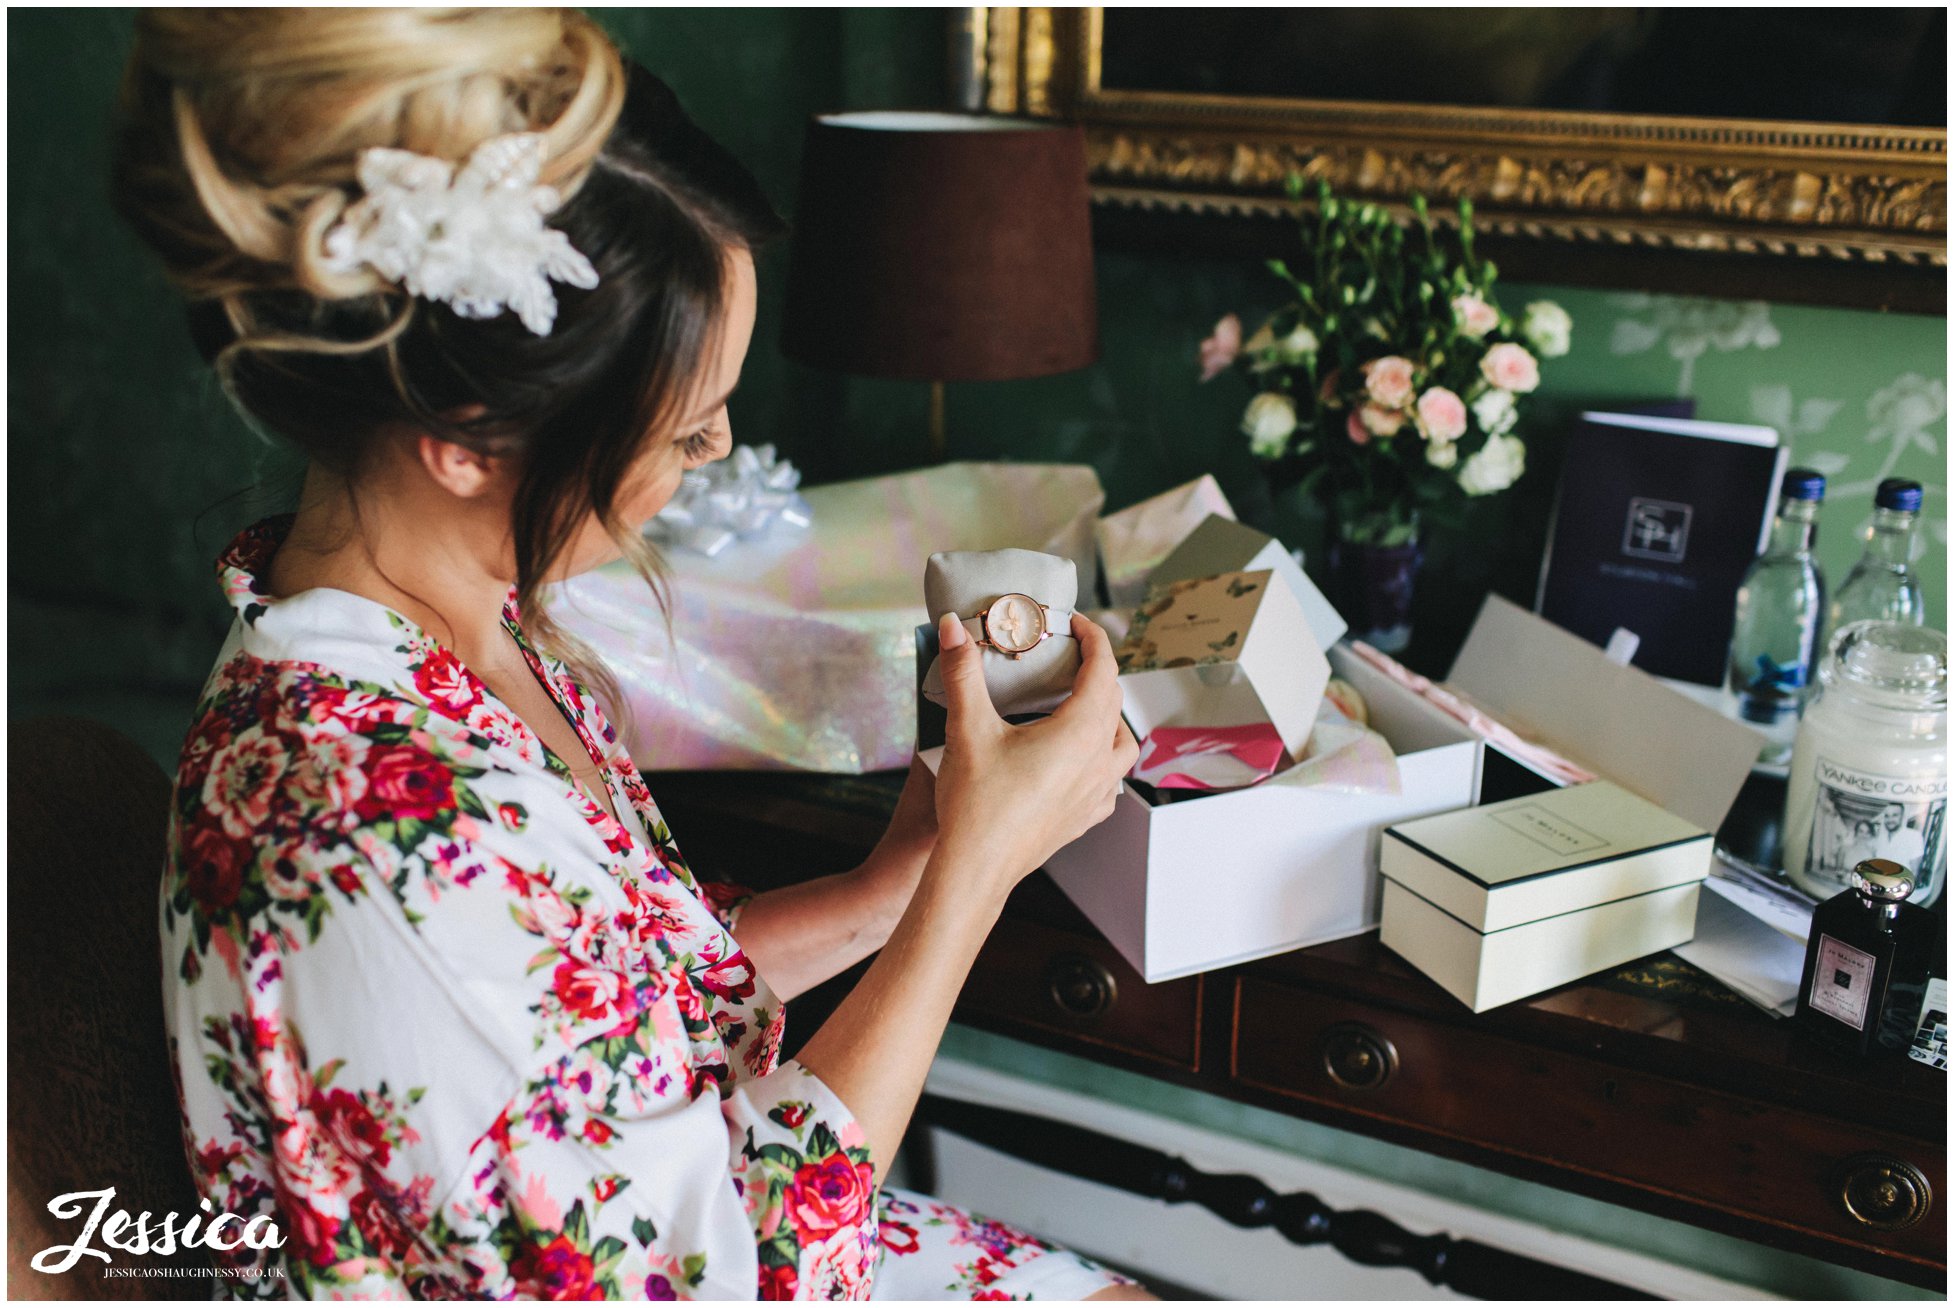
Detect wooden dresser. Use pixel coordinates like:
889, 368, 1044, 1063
651, 770, 1945, 1292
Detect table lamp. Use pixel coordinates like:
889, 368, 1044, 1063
780, 112, 1099, 462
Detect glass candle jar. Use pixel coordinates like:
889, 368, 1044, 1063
1784, 621, 1947, 906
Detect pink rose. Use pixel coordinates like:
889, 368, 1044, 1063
351, 745, 455, 824
785, 1153, 876, 1242
411, 647, 483, 714
1198, 314, 1242, 382
1480, 342, 1540, 394
1359, 402, 1407, 438
1361, 356, 1416, 408
552, 959, 640, 1031
1452, 293, 1500, 338
509, 1234, 599, 1301
1414, 387, 1468, 443
1345, 411, 1372, 446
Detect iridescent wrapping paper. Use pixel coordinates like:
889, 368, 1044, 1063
550, 461, 1105, 773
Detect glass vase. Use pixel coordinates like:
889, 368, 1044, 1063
1328, 513, 1423, 654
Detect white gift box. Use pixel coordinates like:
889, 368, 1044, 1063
1041, 641, 1482, 983
1379, 780, 1714, 1012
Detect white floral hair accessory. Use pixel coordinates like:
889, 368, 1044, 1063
321, 132, 598, 336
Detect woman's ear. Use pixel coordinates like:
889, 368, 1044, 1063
413, 405, 510, 500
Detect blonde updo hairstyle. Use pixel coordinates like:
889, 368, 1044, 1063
111, 8, 786, 722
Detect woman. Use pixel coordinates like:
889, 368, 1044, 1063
114, 9, 1144, 1300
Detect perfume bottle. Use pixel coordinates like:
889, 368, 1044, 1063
1795, 860, 1943, 1060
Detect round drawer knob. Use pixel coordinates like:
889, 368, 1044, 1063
1837, 1154, 1933, 1232
1322, 1022, 1399, 1091
1047, 953, 1117, 1019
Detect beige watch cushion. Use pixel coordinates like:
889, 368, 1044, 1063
921, 548, 1082, 717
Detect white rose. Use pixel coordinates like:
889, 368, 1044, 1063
1425, 441, 1459, 470
1277, 323, 1319, 362
1471, 386, 1518, 436
1521, 300, 1572, 358
1457, 434, 1527, 496
1241, 392, 1298, 459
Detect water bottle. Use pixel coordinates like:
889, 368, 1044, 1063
1828, 479, 1928, 643
1727, 468, 1827, 766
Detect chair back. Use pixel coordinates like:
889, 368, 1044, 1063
7, 714, 210, 1298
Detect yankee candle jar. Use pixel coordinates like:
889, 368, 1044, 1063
1784, 621, 1947, 906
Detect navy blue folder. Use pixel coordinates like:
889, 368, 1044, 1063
1536, 411, 1786, 687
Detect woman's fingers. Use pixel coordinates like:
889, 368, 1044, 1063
1056, 614, 1123, 725
936, 612, 1003, 740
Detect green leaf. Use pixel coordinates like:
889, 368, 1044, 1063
682, 1253, 708, 1287
632, 1217, 658, 1247
755, 1142, 800, 1167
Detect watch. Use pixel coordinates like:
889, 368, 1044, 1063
961, 592, 1067, 660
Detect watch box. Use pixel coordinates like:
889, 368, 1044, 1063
1114, 568, 1329, 761
1151, 514, 1348, 651
1379, 779, 1714, 1012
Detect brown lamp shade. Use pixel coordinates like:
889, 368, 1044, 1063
780, 112, 1098, 383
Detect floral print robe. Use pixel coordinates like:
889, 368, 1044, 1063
163, 514, 1128, 1302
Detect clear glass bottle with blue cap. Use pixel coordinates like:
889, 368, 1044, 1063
1828, 478, 1929, 641
1727, 467, 1828, 767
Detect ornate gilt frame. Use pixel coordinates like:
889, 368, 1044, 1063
961, 7, 1946, 269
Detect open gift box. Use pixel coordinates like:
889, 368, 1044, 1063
916, 571, 1483, 984
1043, 640, 1484, 982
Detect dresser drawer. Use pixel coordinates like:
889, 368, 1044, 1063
1231, 977, 1944, 1271
958, 918, 1201, 1070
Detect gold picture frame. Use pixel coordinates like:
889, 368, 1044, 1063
961, 8, 1946, 273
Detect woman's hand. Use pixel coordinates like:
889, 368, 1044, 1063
796, 611, 1138, 1171
929, 610, 1139, 897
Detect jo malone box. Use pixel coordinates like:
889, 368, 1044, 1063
1379, 779, 1713, 1012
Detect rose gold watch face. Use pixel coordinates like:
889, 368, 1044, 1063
983, 592, 1045, 654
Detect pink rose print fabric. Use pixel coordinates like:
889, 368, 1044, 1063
163, 513, 1130, 1301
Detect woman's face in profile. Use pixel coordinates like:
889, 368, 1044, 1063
554, 245, 758, 579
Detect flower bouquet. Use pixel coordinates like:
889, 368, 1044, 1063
1198, 178, 1570, 650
